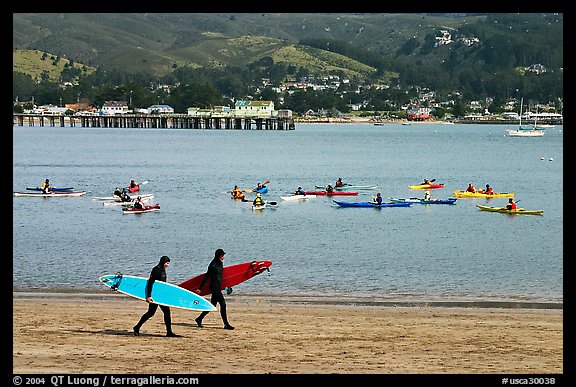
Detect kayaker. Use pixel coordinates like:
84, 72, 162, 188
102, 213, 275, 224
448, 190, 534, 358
335, 178, 345, 188
465, 182, 476, 193
422, 178, 431, 185
424, 190, 431, 201
256, 182, 266, 191
133, 196, 145, 209
113, 187, 122, 197
326, 184, 334, 193
294, 186, 306, 195
231, 185, 245, 200
41, 178, 51, 193
484, 184, 494, 195
504, 198, 517, 210
129, 179, 139, 190
372, 192, 383, 205
253, 192, 265, 206
120, 188, 132, 202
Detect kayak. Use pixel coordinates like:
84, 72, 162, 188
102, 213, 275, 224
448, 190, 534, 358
409, 183, 445, 190
26, 186, 74, 192
390, 197, 457, 205
476, 204, 543, 216
314, 184, 379, 190
14, 191, 86, 197
254, 187, 269, 194
453, 190, 514, 198
252, 203, 266, 211
128, 186, 140, 193
333, 200, 412, 208
93, 193, 154, 201
103, 196, 153, 206
305, 191, 359, 196
122, 203, 160, 214
280, 195, 316, 201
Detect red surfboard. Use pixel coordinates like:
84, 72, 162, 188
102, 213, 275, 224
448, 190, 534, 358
178, 260, 272, 296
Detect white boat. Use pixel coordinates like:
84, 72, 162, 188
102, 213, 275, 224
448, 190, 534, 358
103, 196, 153, 206
280, 194, 316, 201
507, 129, 545, 137
507, 98, 544, 137
93, 193, 154, 201
14, 190, 87, 197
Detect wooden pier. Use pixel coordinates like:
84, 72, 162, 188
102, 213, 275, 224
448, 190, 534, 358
13, 113, 296, 130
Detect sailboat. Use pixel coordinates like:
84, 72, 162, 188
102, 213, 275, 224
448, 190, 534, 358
520, 105, 551, 131
507, 98, 544, 137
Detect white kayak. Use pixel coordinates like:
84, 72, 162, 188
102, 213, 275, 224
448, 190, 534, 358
280, 195, 316, 201
14, 191, 86, 197
93, 193, 154, 201
252, 203, 267, 211
103, 196, 153, 206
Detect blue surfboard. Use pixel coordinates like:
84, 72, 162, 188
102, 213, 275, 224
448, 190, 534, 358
99, 273, 216, 312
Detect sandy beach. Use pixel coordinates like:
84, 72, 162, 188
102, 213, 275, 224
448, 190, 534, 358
12, 292, 563, 375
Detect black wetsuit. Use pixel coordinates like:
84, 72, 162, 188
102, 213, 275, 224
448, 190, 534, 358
196, 257, 232, 327
133, 256, 173, 335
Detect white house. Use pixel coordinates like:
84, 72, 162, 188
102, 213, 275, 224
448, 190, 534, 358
101, 101, 129, 115
147, 104, 174, 114
234, 100, 274, 118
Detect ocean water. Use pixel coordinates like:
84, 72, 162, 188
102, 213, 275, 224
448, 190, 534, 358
12, 123, 563, 304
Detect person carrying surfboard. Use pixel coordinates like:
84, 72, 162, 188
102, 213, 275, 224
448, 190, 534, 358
194, 249, 235, 330
133, 256, 181, 337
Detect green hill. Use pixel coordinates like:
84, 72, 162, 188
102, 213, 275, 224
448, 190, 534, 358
12, 13, 479, 78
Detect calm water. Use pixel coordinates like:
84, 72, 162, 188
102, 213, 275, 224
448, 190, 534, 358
13, 123, 563, 304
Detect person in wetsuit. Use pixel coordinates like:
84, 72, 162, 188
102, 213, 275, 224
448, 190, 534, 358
194, 248, 235, 330
133, 256, 180, 337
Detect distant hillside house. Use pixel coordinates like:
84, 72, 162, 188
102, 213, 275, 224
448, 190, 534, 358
234, 100, 275, 118
102, 101, 129, 115
148, 104, 174, 114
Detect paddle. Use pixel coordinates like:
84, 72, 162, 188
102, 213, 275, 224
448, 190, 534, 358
244, 180, 270, 193
267, 201, 278, 206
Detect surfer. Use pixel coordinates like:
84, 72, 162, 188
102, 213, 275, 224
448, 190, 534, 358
133, 256, 180, 337
194, 249, 235, 330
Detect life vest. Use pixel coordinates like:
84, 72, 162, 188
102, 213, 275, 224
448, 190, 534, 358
485, 187, 493, 195
253, 197, 264, 206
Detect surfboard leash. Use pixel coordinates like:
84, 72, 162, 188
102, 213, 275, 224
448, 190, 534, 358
111, 272, 124, 291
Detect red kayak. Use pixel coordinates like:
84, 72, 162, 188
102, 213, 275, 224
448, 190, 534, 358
304, 191, 359, 196
122, 203, 160, 214
128, 186, 140, 193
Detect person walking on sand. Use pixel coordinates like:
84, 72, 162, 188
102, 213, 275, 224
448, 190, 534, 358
133, 255, 180, 337
194, 249, 235, 330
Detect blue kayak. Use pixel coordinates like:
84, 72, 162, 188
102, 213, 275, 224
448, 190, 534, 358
333, 200, 412, 208
389, 198, 457, 205
254, 187, 269, 194
26, 186, 74, 192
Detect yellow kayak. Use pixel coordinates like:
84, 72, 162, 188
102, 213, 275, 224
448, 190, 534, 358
453, 189, 514, 198
476, 204, 543, 216
409, 183, 444, 190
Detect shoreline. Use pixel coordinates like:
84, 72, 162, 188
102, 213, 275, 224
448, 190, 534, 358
13, 295, 563, 374
13, 291, 563, 310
